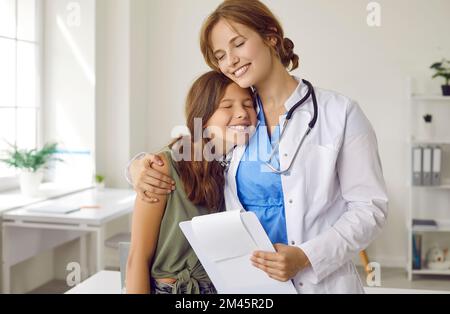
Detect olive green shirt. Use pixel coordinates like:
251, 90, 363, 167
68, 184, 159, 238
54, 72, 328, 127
150, 149, 214, 294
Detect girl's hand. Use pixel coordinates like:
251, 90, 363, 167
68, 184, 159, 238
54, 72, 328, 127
251, 244, 311, 282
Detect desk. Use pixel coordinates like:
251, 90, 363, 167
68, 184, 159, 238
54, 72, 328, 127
1, 188, 135, 293
65, 271, 121, 294
66, 271, 450, 294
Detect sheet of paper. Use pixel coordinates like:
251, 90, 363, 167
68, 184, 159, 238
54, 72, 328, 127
192, 210, 256, 262
180, 211, 298, 294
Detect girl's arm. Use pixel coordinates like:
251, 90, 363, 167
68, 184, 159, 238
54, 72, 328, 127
126, 154, 169, 294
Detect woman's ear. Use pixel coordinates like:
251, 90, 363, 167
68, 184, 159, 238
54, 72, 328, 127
267, 26, 278, 47
268, 37, 277, 47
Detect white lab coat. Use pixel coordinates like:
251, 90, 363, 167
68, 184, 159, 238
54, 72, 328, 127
224, 78, 388, 294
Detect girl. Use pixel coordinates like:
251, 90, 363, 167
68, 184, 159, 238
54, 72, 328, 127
127, 0, 388, 294
125, 71, 257, 294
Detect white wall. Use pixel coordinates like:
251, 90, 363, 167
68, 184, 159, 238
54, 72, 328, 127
43, 0, 95, 186
144, 0, 450, 268
95, 0, 148, 188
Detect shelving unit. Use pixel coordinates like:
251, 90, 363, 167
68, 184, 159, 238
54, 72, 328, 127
407, 80, 450, 280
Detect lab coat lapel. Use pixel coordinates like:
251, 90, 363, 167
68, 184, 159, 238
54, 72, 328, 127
225, 144, 246, 211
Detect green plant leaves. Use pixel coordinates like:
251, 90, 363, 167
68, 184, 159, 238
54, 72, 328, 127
430, 58, 450, 85
0, 142, 62, 172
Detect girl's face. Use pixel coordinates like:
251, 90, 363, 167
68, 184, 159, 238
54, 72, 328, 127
205, 82, 257, 152
211, 19, 275, 89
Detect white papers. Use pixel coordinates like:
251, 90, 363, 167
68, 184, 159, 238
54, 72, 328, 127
180, 210, 297, 294
191, 210, 256, 262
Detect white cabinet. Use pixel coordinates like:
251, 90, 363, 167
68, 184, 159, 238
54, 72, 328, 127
407, 80, 450, 280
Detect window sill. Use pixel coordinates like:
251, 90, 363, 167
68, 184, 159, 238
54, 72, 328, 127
0, 182, 93, 214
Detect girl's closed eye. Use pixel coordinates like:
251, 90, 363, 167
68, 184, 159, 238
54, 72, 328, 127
243, 100, 254, 108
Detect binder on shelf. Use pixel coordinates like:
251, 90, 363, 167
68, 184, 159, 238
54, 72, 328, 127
412, 219, 438, 230
431, 146, 442, 186
412, 147, 423, 186
412, 234, 422, 270
422, 147, 432, 186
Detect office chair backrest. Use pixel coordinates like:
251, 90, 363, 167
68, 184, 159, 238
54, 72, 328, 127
119, 242, 131, 291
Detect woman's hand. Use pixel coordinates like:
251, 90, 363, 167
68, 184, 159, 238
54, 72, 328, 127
130, 154, 176, 204
251, 244, 311, 282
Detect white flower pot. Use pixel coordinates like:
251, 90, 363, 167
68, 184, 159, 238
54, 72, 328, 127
20, 170, 44, 197
95, 182, 105, 190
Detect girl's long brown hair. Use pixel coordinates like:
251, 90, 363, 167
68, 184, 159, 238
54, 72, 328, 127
170, 71, 251, 212
200, 0, 299, 73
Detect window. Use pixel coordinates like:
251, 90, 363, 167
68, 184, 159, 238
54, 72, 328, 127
0, 0, 41, 190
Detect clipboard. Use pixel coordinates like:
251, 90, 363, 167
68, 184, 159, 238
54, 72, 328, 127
179, 210, 297, 294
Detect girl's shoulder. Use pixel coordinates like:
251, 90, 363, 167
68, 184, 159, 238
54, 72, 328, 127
153, 148, 174, 177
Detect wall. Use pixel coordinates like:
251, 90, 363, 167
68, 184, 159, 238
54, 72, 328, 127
144, 0, 450, 268
43, 0, 95, 186
95, 0, 148, 188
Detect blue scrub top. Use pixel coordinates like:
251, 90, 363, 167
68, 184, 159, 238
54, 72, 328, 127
236, 98, 288, 245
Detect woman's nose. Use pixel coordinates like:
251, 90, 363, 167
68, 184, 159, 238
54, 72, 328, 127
227, 53, 239, 67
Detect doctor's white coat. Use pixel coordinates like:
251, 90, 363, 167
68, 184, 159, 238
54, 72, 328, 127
224, 79, 388, 294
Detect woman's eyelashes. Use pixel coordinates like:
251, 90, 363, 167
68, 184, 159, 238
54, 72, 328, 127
216, 41, 246, 61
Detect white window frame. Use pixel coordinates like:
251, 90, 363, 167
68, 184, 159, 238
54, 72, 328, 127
0, 0, 43, 192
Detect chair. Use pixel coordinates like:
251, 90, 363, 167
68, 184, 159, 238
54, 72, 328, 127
118, 242, 131, 291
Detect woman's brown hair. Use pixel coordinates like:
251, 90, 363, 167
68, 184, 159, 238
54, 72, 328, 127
170, 71, 252, 212
200, 0, 299, 72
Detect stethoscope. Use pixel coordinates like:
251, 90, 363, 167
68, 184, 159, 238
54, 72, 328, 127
263, 79, 319, 174
220, 79, 318, 174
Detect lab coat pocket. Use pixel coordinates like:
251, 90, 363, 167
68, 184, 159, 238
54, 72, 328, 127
305, 144, 339, 208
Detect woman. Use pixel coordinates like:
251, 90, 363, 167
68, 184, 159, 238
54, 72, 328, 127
126, 71, 257, 294
127, 0, 388, 294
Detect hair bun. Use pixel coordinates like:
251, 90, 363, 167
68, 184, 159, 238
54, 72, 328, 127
283, 38, 295, 57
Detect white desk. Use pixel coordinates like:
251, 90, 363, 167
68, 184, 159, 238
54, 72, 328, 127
0, 183, 93, 213
66, 270, 122, 294
1, 188, 135, 294
66, 271, 450, 294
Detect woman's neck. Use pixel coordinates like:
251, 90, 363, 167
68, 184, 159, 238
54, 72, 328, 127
254, 60, 299, 111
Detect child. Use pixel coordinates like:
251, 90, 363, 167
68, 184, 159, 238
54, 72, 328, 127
126, 71, 257, 294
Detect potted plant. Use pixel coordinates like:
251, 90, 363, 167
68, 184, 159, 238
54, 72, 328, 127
95, 174, 106, 189
0, 142, 62, 197
430, 58, 450, 96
